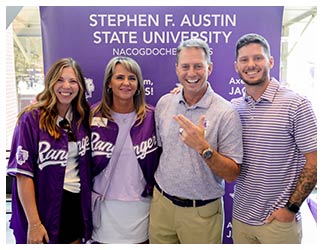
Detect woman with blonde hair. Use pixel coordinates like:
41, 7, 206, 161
90, 56, 160, 243
7, 58, 92, 244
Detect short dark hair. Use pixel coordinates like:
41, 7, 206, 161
235, 33, 271, 59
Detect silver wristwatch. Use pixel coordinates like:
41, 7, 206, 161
200, 147, 213, 160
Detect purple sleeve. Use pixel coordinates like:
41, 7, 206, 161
7, 111, 39, 177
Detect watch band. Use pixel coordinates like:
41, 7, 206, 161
285, 201, 300, 213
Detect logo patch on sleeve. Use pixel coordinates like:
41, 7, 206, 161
16, 146, 29, 165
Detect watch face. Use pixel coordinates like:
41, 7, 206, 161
203, 149, 213, 159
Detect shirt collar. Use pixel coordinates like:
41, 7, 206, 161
178, 82, 214, 109
244, 77, 280, 103
57, 106, 73, 125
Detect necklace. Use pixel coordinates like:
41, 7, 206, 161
113, 111, 136, 125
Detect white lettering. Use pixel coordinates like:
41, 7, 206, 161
89, 14, 159, 27
91, 132, 114, 158
38, 141, 67, 170
143, 31, 232, 44
89, 14, 98, 27
229, 86, 245, 96
133, 136, 158, 159
93, 31, 137, 44
180, 14, 236, 27
229, 77, 244, 84
164, 14, 174, 26
77, 136, 90, 156
226, 222, 233, 238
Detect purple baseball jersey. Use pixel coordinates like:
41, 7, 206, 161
7, 109, 93, 243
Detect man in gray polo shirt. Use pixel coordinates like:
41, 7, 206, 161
149, 38, 243, 244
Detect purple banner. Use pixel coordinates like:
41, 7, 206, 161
40, 6, 283, 243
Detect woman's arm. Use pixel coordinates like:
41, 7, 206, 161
16, 174, 49, 243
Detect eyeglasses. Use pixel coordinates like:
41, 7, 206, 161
59, 118, 76, 142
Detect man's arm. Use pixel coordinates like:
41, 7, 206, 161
202, 147, 240, 183
265, 151, 317, 224
288, 151, 317, 206
173, 114, 240, 182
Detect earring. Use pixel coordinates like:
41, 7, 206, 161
135, 89, 141, 96
107, 88, 112, 94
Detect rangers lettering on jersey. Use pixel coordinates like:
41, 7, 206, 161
77, 135, 90, 156
134, 135, 158, 159
91, 132, 114, 158
38, 141, 68, 170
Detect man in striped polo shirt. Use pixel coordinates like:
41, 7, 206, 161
231, 33, 317, 244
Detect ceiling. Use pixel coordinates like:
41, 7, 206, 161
9, 7, 41, 37
282, 6, 317, 27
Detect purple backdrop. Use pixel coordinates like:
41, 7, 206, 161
40, 6, 283, 243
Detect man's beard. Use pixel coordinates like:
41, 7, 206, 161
239, 68, 269, 86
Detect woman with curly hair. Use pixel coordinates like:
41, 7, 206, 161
7, 58, 92, 244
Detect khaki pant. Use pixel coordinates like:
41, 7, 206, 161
149, 186, 223, 244
232, 218, 302, 244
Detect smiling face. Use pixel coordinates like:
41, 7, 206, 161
235, 43, 274, 87
176, 47, 212, 104
109, 63, 138, 105
53, 66, 79, 116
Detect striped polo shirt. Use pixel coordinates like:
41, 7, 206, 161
231, 78, 317, 225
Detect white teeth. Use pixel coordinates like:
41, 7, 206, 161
60, 92, 72, 96
246, 69, 260, 75
187, 79, 198, 83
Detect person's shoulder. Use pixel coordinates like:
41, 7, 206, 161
277, 85, 309, 103
19, 108, 40, 123
146, 103, 155, 110
156, 93, 175, 107
230, 96, 244, 106
209, 92, 236, 109
145, 104, 155, 115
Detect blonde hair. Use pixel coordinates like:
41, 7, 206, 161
92, 56, 150, 125
17, 58, 90, 139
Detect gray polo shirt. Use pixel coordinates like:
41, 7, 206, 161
154, 83, 243, 200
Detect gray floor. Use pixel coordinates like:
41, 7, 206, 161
6, 192, 317, 244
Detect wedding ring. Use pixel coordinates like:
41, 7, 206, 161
179, 127, 184, 135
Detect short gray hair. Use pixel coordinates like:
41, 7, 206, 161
176, 38, 212, 65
